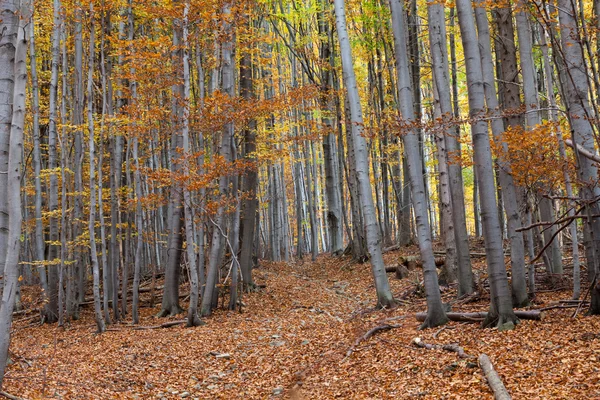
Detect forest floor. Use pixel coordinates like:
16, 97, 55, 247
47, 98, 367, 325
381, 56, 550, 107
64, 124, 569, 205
4, 244, 600, 399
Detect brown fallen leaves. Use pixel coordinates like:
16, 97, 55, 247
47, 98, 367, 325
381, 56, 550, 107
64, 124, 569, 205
4, 247, 600, 399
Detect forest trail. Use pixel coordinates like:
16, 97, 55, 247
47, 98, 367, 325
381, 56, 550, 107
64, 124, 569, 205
5, 249, 600, 399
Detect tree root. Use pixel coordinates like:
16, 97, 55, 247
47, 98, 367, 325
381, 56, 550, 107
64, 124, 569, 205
345, 323, 402, 358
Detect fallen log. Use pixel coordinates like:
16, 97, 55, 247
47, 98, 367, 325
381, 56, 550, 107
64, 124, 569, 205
385, 264, 410, 279
412, 337, 474, 359
415, 310, 543, 323
479, 353, 511, 400
399, 255, 445, 270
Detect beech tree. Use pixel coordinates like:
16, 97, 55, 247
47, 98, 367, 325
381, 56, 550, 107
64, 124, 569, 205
456, 0, 518, 329
334, 0, 395, 308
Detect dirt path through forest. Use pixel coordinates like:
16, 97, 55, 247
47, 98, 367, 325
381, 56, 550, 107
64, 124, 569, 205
5, 252, 600, 399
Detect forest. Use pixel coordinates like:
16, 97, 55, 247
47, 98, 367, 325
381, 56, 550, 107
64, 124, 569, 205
0, 0, 599, 397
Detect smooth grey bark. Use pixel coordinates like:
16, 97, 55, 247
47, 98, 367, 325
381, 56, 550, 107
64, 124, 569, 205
58, 26, 69, 325
431, 81, 457, 285
71, 2, 84, 319
319, 4, 343, 255
390, 0, 446, 327
29, 16, 49, 317
493, 6, 536, 271
239, 31, 257, 290
334, 0, 395, 308
181, 2, 201, 326
474, 2, 529, 307
159, 16, 185, 318
0, 0, 29, 385
539, 23, 580, 297
201, 1, 235, 317
557, 0, 600, 314
456, 0, 517, 329
132, 125, 143, 324
44, 0, 62, 323
304, 141, 318, 261
0, 0, 18, 292
97, 17, 116, 325
87, 2, 106, 334
515, 3, 562, 276
194, 45, 206, 299
427, 1, 474, 295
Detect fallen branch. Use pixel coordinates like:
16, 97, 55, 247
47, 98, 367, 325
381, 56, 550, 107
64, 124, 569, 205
0, 391, 26, 400
107, 320, 187, 332
415, 310, 543, 323
539, 304, 586, 311
412, 337, 474, 359
479, 353, 511, 400
433, 251, 491, 258
345, 323, 402, 358
382, 244, 400, 253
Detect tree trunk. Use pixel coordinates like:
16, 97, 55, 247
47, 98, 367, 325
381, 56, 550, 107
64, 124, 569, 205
239, 22, 258, 290
389, 0, 446, 327
0, 0, 30, 385
29, 15, 49, 320
87, 2, 106, 334
456, 0, 517, 329
181, 2, 202, 327
334, 0, 395, 308
557, 0, 600, 315
474, 2, 529, 307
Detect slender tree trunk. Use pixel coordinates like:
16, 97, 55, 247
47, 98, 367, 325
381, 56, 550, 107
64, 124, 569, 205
180, 2, 201, 326
334, 0, 395, 308
87, 2, 106, 334
0, 0, 30, 385
390, 0, 446, 327
557, 0, 600, 314
239, 21, 257, 291
29, 16, 49, 320
427, 1, 474, 296
201, 1, 235, 317
474, 1, 529, 307
456, 0, 517, 329
159, 14, 185, 318
539, 22, 580, 298
45, 0, 63, 324
515, 2, 562, 276
0, 0, 18, 299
